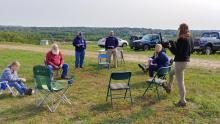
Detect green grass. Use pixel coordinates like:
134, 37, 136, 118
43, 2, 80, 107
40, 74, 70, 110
0, 48, 220, 124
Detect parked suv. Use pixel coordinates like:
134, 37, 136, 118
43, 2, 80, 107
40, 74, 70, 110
129, 35, 142, 49
132, 33, 164, 51
194, 32, 220, 55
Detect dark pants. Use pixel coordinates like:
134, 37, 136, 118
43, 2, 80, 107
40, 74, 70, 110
75, 51, 85, 68
47, 64, 69, 78
149, 65, 158, 77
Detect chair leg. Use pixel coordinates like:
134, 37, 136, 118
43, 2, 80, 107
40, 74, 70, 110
143, 83, 151, 97
106, 88, 110, 102
156, 86, 160, 100
129, 89, 133, 105
124, 89, 128, 99
110, 90, 113, 107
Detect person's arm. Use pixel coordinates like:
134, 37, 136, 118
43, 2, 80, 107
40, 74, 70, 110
3, 69, 21, 82
115, 38, 119, 48
84, 39, 87, 49
105, 38, 108, 50
60, 52, 64, 66
73, 38, 80, 47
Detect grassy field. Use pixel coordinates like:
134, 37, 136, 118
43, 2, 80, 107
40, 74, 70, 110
1, 42, 220, 61
0, 48, 220, 124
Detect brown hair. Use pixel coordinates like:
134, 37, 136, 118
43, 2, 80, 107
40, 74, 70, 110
178, 23, 191, 39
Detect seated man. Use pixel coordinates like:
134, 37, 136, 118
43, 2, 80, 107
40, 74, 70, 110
138, 44, 170, 79
46, 43, 69, 79
0, 61, 33, 95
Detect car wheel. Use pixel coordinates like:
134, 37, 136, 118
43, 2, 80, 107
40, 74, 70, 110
143, 45, 149, 51
203, 46, 212, 55
122, 43, 127, 47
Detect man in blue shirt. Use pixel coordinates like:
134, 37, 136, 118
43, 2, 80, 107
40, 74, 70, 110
73, 32, 87, 69
105, 31, 119, 68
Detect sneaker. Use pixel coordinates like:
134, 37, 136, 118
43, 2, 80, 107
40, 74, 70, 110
138, 64, 148, 73
25, 88, 33, 95
175, 101, 187, 107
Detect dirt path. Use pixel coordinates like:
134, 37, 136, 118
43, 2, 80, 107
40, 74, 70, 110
0, 44, 220, 69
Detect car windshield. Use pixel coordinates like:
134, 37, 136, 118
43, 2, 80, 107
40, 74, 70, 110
202, 33, 210, 38
142, 35, 151, 40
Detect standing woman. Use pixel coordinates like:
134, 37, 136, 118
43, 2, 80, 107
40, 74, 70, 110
73, 32, 87, 69
167, 23, 193, 107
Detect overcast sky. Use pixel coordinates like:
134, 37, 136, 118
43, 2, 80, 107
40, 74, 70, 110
0, 0, 220, 30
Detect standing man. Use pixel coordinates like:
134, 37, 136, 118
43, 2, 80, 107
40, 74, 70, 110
73, 32, 86, 69
105, 31, 119, 68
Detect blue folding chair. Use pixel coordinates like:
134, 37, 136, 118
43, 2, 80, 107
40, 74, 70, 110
98, 54, 110, 70
0, 81, 18, 96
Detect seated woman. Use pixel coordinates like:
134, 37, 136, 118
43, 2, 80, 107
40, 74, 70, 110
138, 44, 170, 79
46, 43, 69, 79
0, 61, 33, 95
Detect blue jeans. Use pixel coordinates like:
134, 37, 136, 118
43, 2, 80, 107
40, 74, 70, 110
75, 51, 85, 68
149, 65, 158, 77
8, 81, 26, 95
47, 64, 69, 78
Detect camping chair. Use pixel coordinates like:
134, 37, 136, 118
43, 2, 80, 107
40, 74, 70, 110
33, 65, 74, 112
143, 66, 171, 100
106, 72, 133, 106
44, 58, 61, 79
98, 54, 110, 70
0, 81, 18, 96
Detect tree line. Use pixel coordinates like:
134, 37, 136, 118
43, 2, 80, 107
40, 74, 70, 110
0, 26, 217, 44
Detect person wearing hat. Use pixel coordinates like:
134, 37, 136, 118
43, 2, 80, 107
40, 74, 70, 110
46, 43, 69, 79
105, 31, 119, 68
72, 32, 87, 69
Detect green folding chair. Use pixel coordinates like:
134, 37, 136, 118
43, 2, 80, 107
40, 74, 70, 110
106, 72, 133, 106
143, 66, 171, 100
33, 65, 74, 112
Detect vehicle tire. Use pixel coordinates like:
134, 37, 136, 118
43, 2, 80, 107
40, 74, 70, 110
203, 46, 212, 55
122, 43, 127, 47
143, 45, 149, 51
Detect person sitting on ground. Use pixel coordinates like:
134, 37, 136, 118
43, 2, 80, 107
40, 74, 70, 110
46, 43, 69, 79
0, 61, 33, 95
138, 44, 170, 79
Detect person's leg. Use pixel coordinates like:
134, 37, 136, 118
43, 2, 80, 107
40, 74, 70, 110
47, 65, 54, 72
107, 50, 112, 64
175, 62, 187, 104
61, 64, 69, 78
80, 51, 85, 68
75, 51, 80, 68
8, 81, 26, 95
148, 65, 157, 78
112, 49, 118, 68
168, 67, 175, 89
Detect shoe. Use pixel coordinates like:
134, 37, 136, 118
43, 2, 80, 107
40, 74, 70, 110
162, 84, 171, 94
138, 64, 147, 73
175, 101, 186, 107
25, 88, 33, 95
